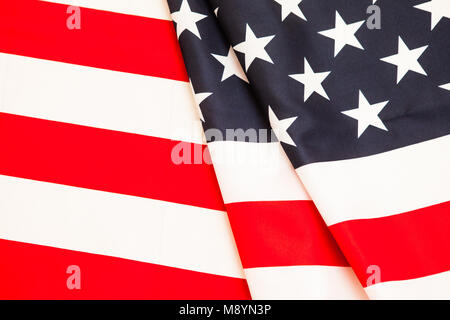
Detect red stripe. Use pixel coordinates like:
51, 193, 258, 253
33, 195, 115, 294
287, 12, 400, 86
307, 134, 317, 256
0, 0, 188, 81
0, 239, 250, 299
330, 201, 450, 287
0, 113, 224, 211
226, 200, 349, 268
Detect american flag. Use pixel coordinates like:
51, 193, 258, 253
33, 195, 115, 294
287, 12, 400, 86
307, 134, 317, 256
0, 0, 248, 299
0, 0, 449, 300
167, 0, 450, 299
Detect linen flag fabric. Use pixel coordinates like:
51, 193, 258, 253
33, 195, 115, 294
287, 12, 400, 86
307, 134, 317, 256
167, 0, 450, 300
167, 0, 367, 300
0, 0, 250, 299
1, 0, 449, 301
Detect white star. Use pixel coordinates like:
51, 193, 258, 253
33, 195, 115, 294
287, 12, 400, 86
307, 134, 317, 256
341, 91, 389, 138
318, 11, 365, 57
380, 36, 428, 84
273, 0, 306, 21
439, 83, 450, 91
268, 106, 298, 146
233, 24, 275, 71
211, 47, 249, 83
414, 0, 450, 30
189, 80, 212, 122
171, 0, 207, 39
289, 58, 331, 102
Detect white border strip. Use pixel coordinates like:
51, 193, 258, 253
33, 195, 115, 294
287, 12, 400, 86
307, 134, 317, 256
0, 53, 204, 144
0, 175, 244, 279
297, 135, 450, 226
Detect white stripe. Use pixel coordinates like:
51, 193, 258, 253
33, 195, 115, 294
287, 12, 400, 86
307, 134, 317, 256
297, 135, 450, 226
244, 266, 367, 300
207, 141, 311, 203
365, 270, 450, 299
0, 53, 204, 145
41, 0, 172, 20
0, 175, 244, 279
